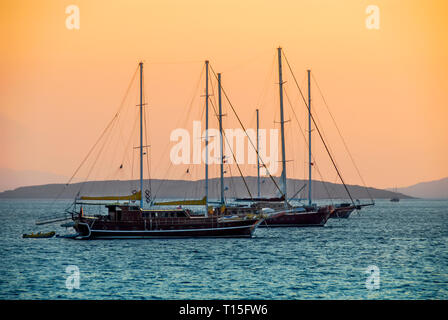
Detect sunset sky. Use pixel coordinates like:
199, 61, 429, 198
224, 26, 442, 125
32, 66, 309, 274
1, 0, 447, 191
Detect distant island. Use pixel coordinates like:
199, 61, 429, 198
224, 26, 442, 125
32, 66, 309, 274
390, 177, 448, 199
0, 176, 413, 200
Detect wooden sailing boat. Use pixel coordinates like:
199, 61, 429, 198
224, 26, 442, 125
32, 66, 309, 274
142, 63, 269, 219
234, 47, 334, 227
66, 61, 265, 239
256, 49, 373, 220
302, 65, 373, 219
301, 68, 374, 219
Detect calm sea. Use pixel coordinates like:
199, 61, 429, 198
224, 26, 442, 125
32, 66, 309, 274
0, 199, 446, 299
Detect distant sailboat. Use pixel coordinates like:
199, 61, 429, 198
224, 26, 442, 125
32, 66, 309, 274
390, 187, 400, 202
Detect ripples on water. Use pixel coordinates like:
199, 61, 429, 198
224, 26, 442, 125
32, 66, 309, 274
0, 199, 446, 299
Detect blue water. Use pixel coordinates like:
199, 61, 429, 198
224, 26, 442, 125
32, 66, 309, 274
0, 199, 447, 299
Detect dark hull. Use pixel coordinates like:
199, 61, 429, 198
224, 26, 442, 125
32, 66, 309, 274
259, 207, 332, 227
74, 218, 262, 239
331, 207, 355, 219
235, 196, 285, 202
330, 202, 374, 218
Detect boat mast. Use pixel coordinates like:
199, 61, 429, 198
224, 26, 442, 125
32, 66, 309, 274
139, 61, 144, 209
307, 69, 312, 206
218, 73, 225, 205
205, 60, 209, 216
277, 47, 287, 202
256, 108, 260, 198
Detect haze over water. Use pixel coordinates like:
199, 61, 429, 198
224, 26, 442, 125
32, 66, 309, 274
0, 199, 446, 299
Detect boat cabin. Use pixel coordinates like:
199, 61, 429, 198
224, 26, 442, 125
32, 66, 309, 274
105, 204, 191, 221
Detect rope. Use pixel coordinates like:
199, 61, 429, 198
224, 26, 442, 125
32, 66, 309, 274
282, 50, 355, 206
48, 65, 140, 211
208, 98, 253, 198
151, 65, 205, 201
284, 89, 333, 203
209, 65, 287, 203
311, 73, 374, 203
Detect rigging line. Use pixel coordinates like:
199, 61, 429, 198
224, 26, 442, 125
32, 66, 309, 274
181, 167, 192, 201
104, 106, 134, 182
80, 114, 120, 196
118, 107, 139, 192
209, 65, 286, 203
293, 103, 334, 202
256, 53, 276, 108
144, 96, 151, 194
152, 65, 205, 183
146, 60, 203, 65
284, 89, 333, 203
152, 159, 173, 201
150, 66, 205, 201
131, 137, 135, 188
306, 95, 340, 173
142, 69, 152, 194
282, 50, 355, 206
110, 96, 140, 182
209, 71, 218, 113
50, 65, 140, 207
209, 97, 253, 199
285, 103, 299, 197
72, 65, 139, 185
79, 116, 118, 197
247, 108, 257, 134
152, 92, 201, 201
226, 164, 236, 199
222, 49, 272, 73
54, 114, 118, 203
311, 73, 374, 203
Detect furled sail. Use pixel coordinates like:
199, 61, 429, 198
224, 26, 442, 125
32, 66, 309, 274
80, 191, 141, 201
154, 196, 206, 206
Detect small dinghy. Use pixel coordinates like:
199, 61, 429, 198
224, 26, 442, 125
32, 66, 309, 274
22, 231, 56, 238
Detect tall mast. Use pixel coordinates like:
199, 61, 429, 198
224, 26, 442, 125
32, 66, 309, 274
139, 61, 144, 209
218, 73, 224, 205
205, 60, 209, 216
256, 108, 260, 198
277, 47, 287, 201
307, 69, 312, 206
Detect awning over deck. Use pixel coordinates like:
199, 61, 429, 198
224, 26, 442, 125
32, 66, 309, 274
80, 191, 141, 201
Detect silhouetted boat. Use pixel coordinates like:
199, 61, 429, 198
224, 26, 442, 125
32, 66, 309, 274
234, 48, 334, 227
73, 204, 263, 239
259, 205, 333, 227
390, 187, 400, 202
43, 62, 265, 239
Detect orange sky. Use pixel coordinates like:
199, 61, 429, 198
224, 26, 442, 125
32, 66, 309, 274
1, 0, 447, 190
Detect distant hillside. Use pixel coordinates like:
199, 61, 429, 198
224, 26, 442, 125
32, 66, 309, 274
393, 177, 448, 199
0, 176, 412, 200
0, 168, 68, 193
